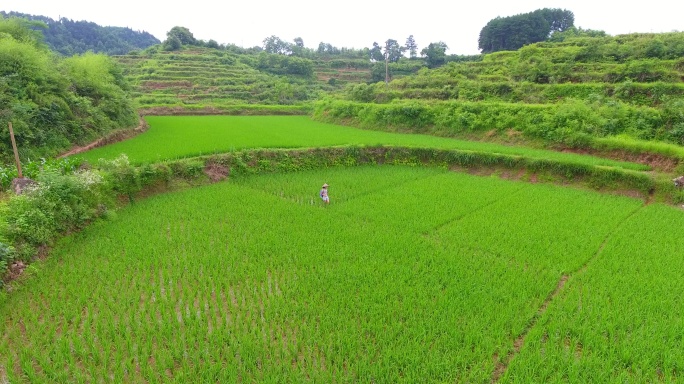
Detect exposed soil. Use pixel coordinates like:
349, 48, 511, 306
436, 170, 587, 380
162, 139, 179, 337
3, 245, 49, 286
7, 261, 26, 281
560, 147, 680, 173
204, 162, 229, 182
58, 117, 149, 158
140, 80, 193, 90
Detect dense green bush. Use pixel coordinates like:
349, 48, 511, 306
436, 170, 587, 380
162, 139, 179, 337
2, 167, 111, 260
0, 17, 138, 164
313, 97, 684, 147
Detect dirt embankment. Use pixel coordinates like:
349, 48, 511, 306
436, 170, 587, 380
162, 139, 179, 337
58, 117, 149, 158
560, 147, 680, 173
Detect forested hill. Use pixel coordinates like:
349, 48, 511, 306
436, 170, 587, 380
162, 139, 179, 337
0, 11, 160, 55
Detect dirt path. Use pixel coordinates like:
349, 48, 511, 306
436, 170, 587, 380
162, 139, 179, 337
58, 117, 148, 158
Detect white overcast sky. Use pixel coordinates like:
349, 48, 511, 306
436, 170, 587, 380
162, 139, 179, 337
2, 1, 682, 55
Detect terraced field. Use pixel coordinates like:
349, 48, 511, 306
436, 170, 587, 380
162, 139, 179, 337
114, 49, 373, 111
4, 165, 683, 382
74, 116, 649, 172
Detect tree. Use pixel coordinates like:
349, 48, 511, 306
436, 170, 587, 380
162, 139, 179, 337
291, 37, 305, 56
0, 16, 47, 49
0, 17, 136, 161
262, 35, 291, 55
405, 35, 418, 59
0, 11, 159, 55
478, 8, 574, 53
166, 26, 196, 46
382, 39, 404, 83
421, 41, 448, 68
369, 42, 383, 62
317, 42, 326, 55
383, 39, 404, 63
293, 37, 304, 48
161, 35, 181, 51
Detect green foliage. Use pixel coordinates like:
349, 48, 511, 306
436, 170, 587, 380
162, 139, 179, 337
97, 154, 139, 201
1, 11, 159, 55
117, 48, 329, 108
314, 97, 684, 147
166, 26, 196, 46
383, 39, 404, 63
262, 35, 292, 55
0, 241, 12, 278
61, 52, 138, 128
479, 8, 574, 53
404, 35, 418, 59
0, 19, 137, 163
161, 35, 181, 51
0, 15, 46, 49
2, 167, 110, 259
319, 31, 684, 155
255, 52, 314, 77
0, 157, 81, 190
421, 42, 448, 68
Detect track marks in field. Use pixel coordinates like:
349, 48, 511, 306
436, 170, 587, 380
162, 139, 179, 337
423, 184, 528, 237
571, 203, 646, 276
491, 274, 568, 383
490, 202, 647, 383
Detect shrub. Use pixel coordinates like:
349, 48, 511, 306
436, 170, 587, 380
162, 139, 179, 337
97, 154, 139, 201
2, 167, 109, 260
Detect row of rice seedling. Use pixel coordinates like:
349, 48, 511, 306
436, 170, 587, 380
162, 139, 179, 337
1, 165, 668, 382
504, 203, 684, 382
74, 116, 648, 172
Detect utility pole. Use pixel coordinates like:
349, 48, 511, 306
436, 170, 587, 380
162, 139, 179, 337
8, 122, 22, 178
383, 39, 390, 85
385, 52, 389, 85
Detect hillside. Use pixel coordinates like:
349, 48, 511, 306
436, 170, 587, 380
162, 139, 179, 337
314, 32, 684, 158
114, 48, 454, 114
0, 16, 138, 164
114, 47, 381, 114
0, 11, 160, 55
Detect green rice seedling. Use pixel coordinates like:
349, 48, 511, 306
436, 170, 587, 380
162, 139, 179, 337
504, 203, 684, 383
0, 165, 673, 383
73, 116, 648, 172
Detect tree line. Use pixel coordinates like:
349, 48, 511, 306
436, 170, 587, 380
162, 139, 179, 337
0, 11, 160, 56
478, 8, 575, 53
4, 8, 588, 68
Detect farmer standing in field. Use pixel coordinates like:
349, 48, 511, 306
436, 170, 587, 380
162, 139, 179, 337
320, 183, 330, 205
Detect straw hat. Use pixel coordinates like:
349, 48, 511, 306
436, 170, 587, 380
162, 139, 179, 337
322, 183, 329, 188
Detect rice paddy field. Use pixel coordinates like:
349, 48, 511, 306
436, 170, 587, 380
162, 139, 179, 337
74, 116, 648, 172
2, 165, 683, 383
